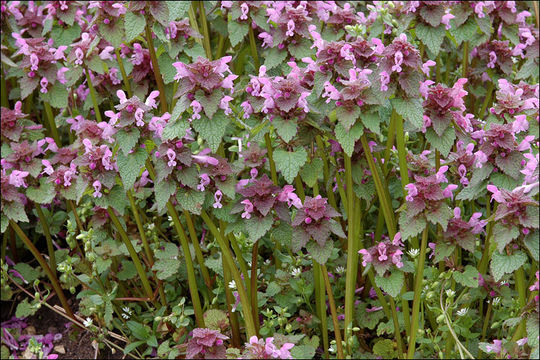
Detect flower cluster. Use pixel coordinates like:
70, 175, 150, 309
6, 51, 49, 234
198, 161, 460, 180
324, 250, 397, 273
359, 233, 405, 276
185, 328, 228, 359
242, 336, 294, 359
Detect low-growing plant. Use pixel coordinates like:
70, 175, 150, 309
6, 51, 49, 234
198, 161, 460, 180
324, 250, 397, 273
1, 1, 539, 359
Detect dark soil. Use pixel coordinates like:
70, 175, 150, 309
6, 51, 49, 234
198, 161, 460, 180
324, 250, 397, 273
1, 293, 126, 359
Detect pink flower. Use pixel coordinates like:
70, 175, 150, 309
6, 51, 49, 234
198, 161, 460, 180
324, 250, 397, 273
219, 96, 233, 115
197, 173, 210, 191
9, 170, 29, 188
277, 185, 303, 209
286, 19, 295, 37
42, 160, 54, 176
240, 2, 249, 20
443, 184, 458, 200
190, 100, 202, 121
404, 183, 418, 202
134, 108, 144, 126
145, 90, 160, 109
487, 51, 497, 68
422, 60, 436, 76
512, 114, 529, 133
487, 184, 505, 203
40, 77, 48, 93
241, 199, 254, 219
379, 71, 390, 92
441, 10, 455, 30
485, 340, 502, 354
92, 180, 102, 198
166, 149, 177, 168
213, 190, 223, 209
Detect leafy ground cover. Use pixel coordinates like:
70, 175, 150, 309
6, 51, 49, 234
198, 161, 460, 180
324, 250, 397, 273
1, 1, 539, 359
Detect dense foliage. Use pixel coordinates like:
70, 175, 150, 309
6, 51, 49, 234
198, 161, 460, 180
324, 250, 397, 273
1, 1, 539, 359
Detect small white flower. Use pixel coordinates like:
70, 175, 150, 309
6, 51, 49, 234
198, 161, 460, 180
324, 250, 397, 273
492, 297, 501, 306
291, 268, 302, 277
408, 249, 420, 258
445, 289, 456, 298
264, 259, 271, 265
228, 280, 236, 289
456, 308, 469, 316
335, 266, 345, 274
83, 317, 93, 327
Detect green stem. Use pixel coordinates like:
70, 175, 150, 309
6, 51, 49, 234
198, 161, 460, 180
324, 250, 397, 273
115, 48, 132, 98
295, 175, 306, 201
106, 208, 154, 300
462, 41, 469, 78
248, 26, 260, 69
480, 302, 492, 342
343, 154, 358, 351
35, 204, 56, 278
187, 5, 202, 46
511, 267, 528, 341
198, 1, 212, 60
9, 221, 75, 320
84, 67, 102, 123
314, 262, 329, 358
321, 264, 344, 359
1, 67, 8, 107
264, 133, 278, 185
185, 210, 212, 289
200, 210, 257, 337
407, 227, 429, 358
222, 246, 241, 347
145, 24, 168, 114
388, 297, 404, 359
315, 135, 338, 211
250, 240, 260, 335
126, 191, 166, 307
360, 135, 396, 235
478, 82, 494, 119
228, 233, 251, 297
43, 102, 61, 146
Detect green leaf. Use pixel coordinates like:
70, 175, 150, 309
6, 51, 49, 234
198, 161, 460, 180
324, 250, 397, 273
153, 243, 180, 280
492, 223, 520, 253
162, 118, 189, 141
375, 270, 404, 297
117, 260, 137, 280
158, 52, 176, 84
306, 240, 334, 265
16, 298, 38, 318
195, 90, 222, 119
117, 148, 148, 189
116, 128, 140, 155
360, 111, 382, 135
273, 147, 308, 184
95, 257, 112, 274
416, 23, 446, 55
288, 38, 314, 59
26, 177, 55, 204
356, 302, 386, 330
176, 188, 205, 215
495, 151, 522, 179
425, 127, 456, 157
272, 116, 298, 143
336, 106, 361, 131
392, 98, 423, 129
13, 263, 42, 283
433, 242, 456, 263
264, 47, 288, 70
46, 81, 69, 109
228, 20, 249, 47
127, 321, 150, 341
453, 265, 479, 287
490, 251, 527, 282
335, 122, 363, 157
373, 339, 397, 359
124, 340, 145, 355
300, 158, 323, 188
124, 12, 146, 42
516, 58, 539, 80
291, 345, 316, 359
398, 212, 426, 241
99, 19, 125, 48
167, 1, 191, 21
3, 201, 29, 223
51, 23, 81, 46
524, 230, 539, 262
154, 180, 176, 212
527, 315, 539, 348
451, 20, 478, 46
425, 204, 453, 231
192, 112, 229, 152
246, 215, 274, 242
